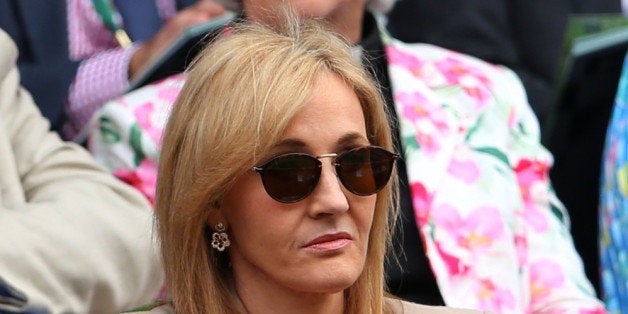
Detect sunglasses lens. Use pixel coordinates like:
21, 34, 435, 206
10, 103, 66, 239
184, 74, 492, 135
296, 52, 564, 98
260, 154, 320, 203
336, 147, 396, 196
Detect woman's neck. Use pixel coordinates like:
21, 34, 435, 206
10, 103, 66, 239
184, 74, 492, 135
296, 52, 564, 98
234, 273, 346, 314
243, 0, 365, 45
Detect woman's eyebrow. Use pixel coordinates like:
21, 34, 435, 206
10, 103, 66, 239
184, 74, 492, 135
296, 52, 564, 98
271, 138, 307, 150
336, 132, 369, 146
271, 132, 368, 151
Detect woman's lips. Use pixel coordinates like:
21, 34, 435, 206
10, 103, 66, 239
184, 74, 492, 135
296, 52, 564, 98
303, 232, 352, 252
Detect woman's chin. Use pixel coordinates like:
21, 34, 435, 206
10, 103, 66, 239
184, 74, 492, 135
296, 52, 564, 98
288, 267, 362, 294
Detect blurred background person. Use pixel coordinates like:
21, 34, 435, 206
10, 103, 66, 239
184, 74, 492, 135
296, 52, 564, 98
387, 0, 624, 296
0, 28, 162, 313
0, 0, 227, 139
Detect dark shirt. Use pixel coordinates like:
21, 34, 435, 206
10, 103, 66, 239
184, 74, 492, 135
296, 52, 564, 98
387, 0, 621, 127
0, 1, 79, 132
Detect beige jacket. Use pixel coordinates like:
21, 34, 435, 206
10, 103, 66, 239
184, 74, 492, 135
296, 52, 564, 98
133, 298, 485, 313
387, 298, 486, 313
0, 29, 163, 313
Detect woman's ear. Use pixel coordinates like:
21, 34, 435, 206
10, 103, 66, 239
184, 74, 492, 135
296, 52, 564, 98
207, 202, 227, 229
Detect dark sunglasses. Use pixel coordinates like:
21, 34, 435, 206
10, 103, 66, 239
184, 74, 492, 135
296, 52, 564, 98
252, 146, 399, 203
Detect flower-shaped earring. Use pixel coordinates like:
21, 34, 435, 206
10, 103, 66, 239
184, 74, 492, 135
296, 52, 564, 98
211, 223, 230, 252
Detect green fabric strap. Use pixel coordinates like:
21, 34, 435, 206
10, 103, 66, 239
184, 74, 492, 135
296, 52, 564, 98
90, 0, 132, 47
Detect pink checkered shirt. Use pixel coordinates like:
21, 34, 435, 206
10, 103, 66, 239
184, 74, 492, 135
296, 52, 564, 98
64, 0, 177, 140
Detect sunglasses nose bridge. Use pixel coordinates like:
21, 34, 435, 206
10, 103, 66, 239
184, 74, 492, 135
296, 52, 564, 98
315, 153, 340, 177
309, 153, 351, 208
316, 153, 338, 160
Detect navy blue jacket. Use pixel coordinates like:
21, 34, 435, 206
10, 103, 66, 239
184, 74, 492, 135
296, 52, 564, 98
0, 1, 79, 133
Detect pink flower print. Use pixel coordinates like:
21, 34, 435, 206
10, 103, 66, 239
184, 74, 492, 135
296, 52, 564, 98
414, 131, 441, 156
515, 159, 550, 187
397, 92, 448, 129
114, 158, 158, 205
514, 234, 528, 267
578, 309, 608, 314
514, 159, 551, 232
529, 259, 565, 301
411, 182, 433, 228
433, 204, 505, 251
434, 241, 468, 277
463, 85, 491, 109
395, 91, 450, 155
522, 205, 548, 234
156, 75, 184, 104
435, 56, 492, 109
436, 56, 491, 85
448, 155, 480, 184
507, 106, 518, 128
134, 101, 165, 146
476, 279, 516, 312
385, 45, 425, 77
430, 205, 505, 276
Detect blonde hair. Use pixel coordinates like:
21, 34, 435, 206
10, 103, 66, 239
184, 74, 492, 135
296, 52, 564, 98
155, 17, 398, 314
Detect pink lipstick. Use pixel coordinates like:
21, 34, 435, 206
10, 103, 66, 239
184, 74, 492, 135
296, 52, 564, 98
303, 232, 352, 252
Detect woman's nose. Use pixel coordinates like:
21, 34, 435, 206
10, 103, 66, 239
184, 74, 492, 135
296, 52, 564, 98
306, 162, 350, 218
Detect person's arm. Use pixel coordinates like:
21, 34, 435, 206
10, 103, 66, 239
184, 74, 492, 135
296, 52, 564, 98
499, 68, 607, 311
0, 29, 163, 313
64, 0, 140, 139
66, 46, 139, 139
65, 0, 226, 140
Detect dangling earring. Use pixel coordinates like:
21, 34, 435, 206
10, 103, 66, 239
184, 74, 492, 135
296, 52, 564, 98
211, 223, 230, 252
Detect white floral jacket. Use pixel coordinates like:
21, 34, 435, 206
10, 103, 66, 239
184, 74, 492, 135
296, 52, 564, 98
87, 32, 606, 313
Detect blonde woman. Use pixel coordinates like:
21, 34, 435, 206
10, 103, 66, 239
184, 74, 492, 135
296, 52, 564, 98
95, 0, 605, 312
140, 16, 481, 314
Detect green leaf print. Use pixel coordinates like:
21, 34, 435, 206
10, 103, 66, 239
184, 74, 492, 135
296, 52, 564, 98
130, 123, 146, 167
475, 147, 510, 167
403, 133, 421, 152
550, 203, 566, 225
98, 116, 121, 144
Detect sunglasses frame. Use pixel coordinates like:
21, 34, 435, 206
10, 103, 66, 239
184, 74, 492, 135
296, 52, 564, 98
252, 145, 399, 203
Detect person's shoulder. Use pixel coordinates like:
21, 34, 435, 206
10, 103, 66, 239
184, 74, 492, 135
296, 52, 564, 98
386, 34, 513, 80
385, 297, 487, 314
